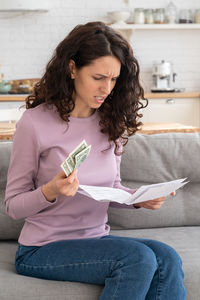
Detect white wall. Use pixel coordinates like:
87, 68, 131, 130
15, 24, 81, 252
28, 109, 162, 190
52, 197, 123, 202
0, 0, 200, 92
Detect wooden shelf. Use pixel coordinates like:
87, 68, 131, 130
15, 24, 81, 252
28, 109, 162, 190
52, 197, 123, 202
0, 9, 48, 12
109, 23, 200, 41
145, 92, 200, 99
0, 95, 28, 102
139, 122, 200, 134
0, 9, 48, 18
110, 23, 200, 30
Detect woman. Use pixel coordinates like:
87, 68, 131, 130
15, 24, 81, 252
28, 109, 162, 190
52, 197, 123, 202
5, 21, 186, 299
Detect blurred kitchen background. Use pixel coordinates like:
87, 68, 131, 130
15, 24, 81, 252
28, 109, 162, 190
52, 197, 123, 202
0, 0, 200, 135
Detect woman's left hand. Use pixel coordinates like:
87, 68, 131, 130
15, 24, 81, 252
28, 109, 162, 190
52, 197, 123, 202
133, 191, 176, 210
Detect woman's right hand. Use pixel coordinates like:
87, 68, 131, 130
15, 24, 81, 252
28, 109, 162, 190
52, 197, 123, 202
42, 169, 79, 202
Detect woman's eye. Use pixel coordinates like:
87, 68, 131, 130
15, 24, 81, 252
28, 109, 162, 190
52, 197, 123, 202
93, 77, 102, 80
92, 76, 118, 81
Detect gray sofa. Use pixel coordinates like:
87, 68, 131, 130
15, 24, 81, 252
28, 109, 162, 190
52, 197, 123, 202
0, 132, 200, 300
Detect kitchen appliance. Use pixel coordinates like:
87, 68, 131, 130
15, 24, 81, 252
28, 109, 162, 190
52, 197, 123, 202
151, 60, 177, 92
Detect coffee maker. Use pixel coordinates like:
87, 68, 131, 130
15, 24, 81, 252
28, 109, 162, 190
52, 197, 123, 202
151, 60, 177, 92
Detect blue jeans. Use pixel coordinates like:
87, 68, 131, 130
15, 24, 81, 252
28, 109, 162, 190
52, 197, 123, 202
15, 235, 186, 300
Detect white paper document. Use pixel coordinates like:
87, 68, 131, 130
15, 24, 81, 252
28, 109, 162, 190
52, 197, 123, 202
78, 178, 188, 205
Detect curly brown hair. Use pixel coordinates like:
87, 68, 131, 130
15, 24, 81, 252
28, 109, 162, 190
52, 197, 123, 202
26, 21, 148, 153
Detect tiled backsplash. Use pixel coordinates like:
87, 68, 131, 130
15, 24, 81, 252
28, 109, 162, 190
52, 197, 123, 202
0, 0, 200, 92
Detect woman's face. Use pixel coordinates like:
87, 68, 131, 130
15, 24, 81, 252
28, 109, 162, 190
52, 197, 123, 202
69, 55, 121, 117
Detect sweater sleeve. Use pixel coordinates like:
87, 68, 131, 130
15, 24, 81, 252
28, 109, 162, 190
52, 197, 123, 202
110, 144, 137, 209
5, 111, 55, 220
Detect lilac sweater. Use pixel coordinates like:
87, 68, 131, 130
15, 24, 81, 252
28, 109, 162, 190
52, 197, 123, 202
5, 104, 135, 246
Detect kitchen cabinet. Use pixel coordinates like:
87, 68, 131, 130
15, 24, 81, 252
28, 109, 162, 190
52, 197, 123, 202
140, 96, 200, 127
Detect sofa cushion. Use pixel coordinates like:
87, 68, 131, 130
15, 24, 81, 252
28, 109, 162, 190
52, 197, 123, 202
121, 133, 200, 183
108, 133, 200, 229
0, 141, 24, 240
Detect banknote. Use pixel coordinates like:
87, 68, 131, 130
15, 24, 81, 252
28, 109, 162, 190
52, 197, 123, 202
75, 145, 91, 169
67, 140, 86, 163
65, 155, 75, 171
61, 160, 73, 177
61, 140, 91, 176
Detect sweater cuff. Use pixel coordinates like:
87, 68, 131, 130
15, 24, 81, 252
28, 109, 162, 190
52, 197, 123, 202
38, 186, 58, 206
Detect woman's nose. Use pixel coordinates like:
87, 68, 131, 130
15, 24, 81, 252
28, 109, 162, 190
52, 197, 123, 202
100, 81, 112, 95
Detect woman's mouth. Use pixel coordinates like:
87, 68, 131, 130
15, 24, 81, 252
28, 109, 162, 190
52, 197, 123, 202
94, 96, 105, 104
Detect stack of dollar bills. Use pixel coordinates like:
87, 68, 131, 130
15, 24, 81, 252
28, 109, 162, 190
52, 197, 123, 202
61, 140, 91, 176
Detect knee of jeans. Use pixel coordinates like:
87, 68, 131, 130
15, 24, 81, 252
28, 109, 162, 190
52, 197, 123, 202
153, 241, 183, 267
118, 241, 158, 272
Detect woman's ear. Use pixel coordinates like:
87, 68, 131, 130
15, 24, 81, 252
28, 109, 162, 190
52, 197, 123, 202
69, 59, 76, 79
